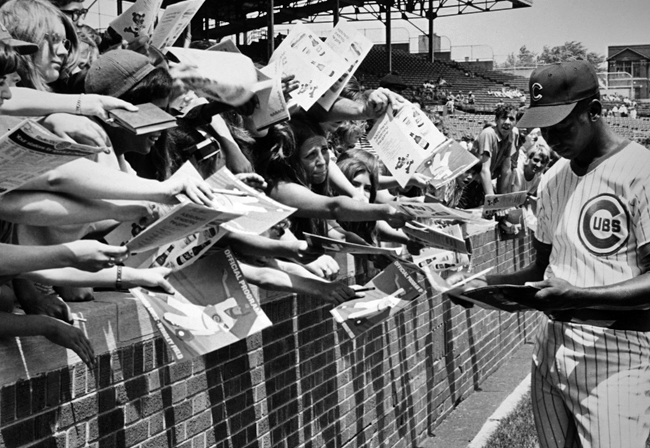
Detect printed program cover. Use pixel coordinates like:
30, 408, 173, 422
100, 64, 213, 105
132, 248, 272, 360
330, 262, 424, 338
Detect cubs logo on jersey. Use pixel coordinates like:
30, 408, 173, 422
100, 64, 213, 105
577, 193, 629, 256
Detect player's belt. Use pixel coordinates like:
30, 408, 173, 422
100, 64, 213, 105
547, 309, 650, 332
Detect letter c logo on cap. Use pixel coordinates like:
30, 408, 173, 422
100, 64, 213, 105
532, 83, 543, 101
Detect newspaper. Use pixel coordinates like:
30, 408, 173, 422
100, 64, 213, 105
330, 261, 425, 338
132, 248, 272, 361
318, 21, 373, 110
0, 119, 103, 196
403, 222, 468, 254
269, 24, 348, 110
151, 0, 205, 49
204, 167, 296, 235
147, 226, 223, 271
165, 47, 261, 106
108, 0, 163, 43
303, 232, 401, 257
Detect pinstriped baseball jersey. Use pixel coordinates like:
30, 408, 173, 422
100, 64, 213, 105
536, 141, 650, 288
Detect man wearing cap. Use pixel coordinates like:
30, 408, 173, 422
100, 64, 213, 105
451, 60, 650, 447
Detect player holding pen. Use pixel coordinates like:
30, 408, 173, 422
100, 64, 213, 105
449, 60, 650, 448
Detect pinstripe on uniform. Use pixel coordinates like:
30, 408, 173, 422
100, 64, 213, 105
533, 141, 650, 448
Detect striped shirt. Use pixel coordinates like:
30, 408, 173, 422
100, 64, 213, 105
537, 141, 650, 288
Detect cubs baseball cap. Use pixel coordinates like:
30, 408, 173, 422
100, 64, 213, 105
517, 60, 600, 128
0, 22, 37, 55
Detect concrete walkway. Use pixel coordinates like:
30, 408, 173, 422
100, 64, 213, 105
418, 342, 534, 448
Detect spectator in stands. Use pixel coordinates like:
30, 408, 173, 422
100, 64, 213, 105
464, 104, 518, 206
445, 96, 455, 115
629, 98, 638, 119
611, 103, 620, 117
619, 102, 628, 117
467, 91, 475, 105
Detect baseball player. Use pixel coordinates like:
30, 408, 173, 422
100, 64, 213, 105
450, 60, 650, 448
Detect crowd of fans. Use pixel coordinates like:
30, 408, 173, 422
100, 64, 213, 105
0, 0, 553, 368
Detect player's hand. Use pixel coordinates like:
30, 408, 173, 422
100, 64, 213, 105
445, 272, 488, 309
63, 240, 129, 272
162, 176, 214, 206
122, 267, 175, 295
79, 94, 138, 121
44, 316, 95, 368
524, 277, 579, 310
234, 173, 267, 191
40, 114, 111, 152
305, 255, 340, 280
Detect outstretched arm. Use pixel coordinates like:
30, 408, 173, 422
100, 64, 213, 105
2, 88, 137, 120
0, 312, 95, 368
18, 158, 214, 206
0, 191, 154, 226
271, 181, 410, 228
22, 266, 175, 294
0, 240, 128, 277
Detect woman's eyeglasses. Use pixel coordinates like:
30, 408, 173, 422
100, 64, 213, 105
44, 33, 72, 52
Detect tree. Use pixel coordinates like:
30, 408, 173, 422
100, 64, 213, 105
500, 45, 538, 69
539, 41, 606, 70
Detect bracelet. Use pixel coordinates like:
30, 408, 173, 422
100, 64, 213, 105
116, 265, 123, 290
75, 94, 84, 115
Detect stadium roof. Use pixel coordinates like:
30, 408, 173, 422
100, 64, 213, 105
161, 0, 532, 40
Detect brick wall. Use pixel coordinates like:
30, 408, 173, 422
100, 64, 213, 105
0, 227, 540, 448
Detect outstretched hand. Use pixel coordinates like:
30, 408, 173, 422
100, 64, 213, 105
45, 317, 95, 368
163, 176, 214, 206
316, 281, 365, 305
125, 267, 176, 295
63, 240, 129, 272
40, 114, 111, 152
79, 94, 138, 121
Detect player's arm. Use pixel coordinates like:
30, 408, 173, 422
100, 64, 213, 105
527, 242, 650, 310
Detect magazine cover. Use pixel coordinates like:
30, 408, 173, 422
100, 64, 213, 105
330, 262, 424, 338
416, 139, 480, 189
132, 248, 272, 360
